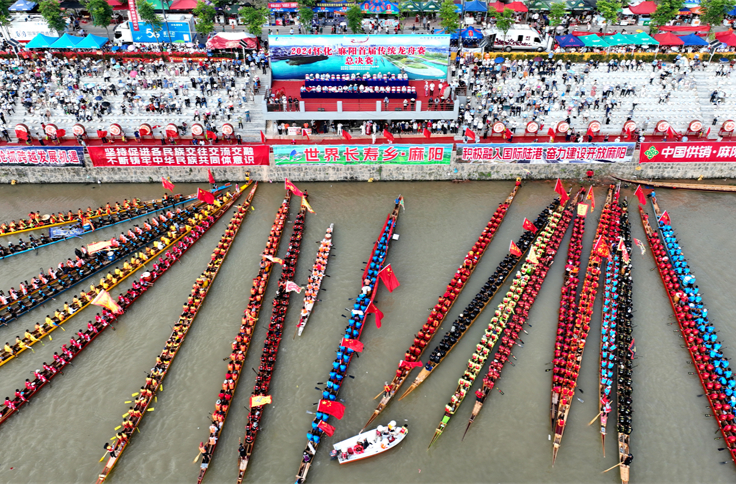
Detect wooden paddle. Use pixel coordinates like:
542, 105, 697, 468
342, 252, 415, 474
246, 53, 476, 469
193, 452, 202, 464
588, 412, 601, 426
601, 462, 622, 473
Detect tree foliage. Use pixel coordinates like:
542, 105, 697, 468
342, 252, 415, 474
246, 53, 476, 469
700, 0, 736, 32
39, 0, 67, 35
548, 1, 568, 27
299, 5, 314, 27
649, 0, 684, 32
239, 6, 268, 36
346, 4, 364, 33
495, 8, 514, 39
438, 0, 459, 33
86, 0, 114, 38
597, 0, 621, 32
137, 0, 162, 47
0, 0, 13, 27
193, 0, 216, 37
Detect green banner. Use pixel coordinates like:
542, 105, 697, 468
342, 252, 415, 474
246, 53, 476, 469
274, 144, 453, 165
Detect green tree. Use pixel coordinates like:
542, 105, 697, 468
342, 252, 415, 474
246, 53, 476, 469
299, 5, 314, 29
193, 0, 216, 37
301, 0, 316, 7
85, 0, 114, 39
0, 0, 13, 28
39, 0, 67, 35
700, 0, 736, 33
239, 6, 268, 36
495, 8, 514, 42
649, 0, 684, 32
597, 0, 621, 33
346, 4, 364, 33
137, 0, 163, 48
438, 0, 459, 33
548, 1, 568, 27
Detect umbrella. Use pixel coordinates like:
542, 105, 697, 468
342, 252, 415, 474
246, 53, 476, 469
94, 96, 103, 101
494, 57, 505, 63
101, 101, 111, 107
720, 58, 731, 63
533, 56, 542, 61
130, 70, 138, 78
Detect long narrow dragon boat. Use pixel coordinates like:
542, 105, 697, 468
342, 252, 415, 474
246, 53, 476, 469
96, 188, 248, 483
295, 223, 334, 338
639, 197, 736, 467
596, 201, 625, 455
400, 194, 559, 402
428, 193, 572, 448
0, 191, 235, 367
196, 189, 290, 484
552, 185, 620, 465
0, 194, 180, 238
236, 200, 309, 482
295, 197, 402, 484
0, 189, 215, 260
462, 189, 585, 440
549, 190, 590, 427
615, 206, 634, 484
612, 176, 736, 193
363, 180, 521, 429
0, 187, 254, 426
0, 186, 230, 327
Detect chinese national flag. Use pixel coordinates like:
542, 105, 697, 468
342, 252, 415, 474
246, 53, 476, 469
509, 240, 522, 257
634, 185, 646, 206
659, 210, 671, 226
366, 302, 384, 328
522, 217, 537, 234
317, 421, 336, 436
260, 131, 267, 144
547, 127, 555, 137
207, 169, 215, 185
586, 185, 595, 212
383, 129, 394, 142
624, 126, 632, 140
302, 129, 310, 141
504, 128, 512, 139
91, 290, 123, 314
465, 128, 476, 142
161, 176, 175, 192
284, 178, 305, 197
554, 178, 569, 204
206, 130, 217, 140
318, 399, 346, 419
197, 188, 215, 204
378, 264, 400, 292
250, 395, 272, 407
586, 126, 594, 138
342, 129, 352, 140
423, 128, 431, 139
341, 338, 364, 352
399, 360, 423, 369
593, 236, 610, 258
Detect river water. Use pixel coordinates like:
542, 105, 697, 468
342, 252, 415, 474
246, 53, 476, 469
0, 181, 734, 484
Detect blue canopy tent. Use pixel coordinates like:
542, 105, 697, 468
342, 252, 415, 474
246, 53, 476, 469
25, 34, 59, 49
728, 6, 736, 15
678, 33, 709, 46
434, 27, 459, 39
464, 0, 487, 11
556, 34, 585, 47
75, 34, 109, 49
9, 0, 37, 10
49, 33, 84, 49
460, 26, 483, 39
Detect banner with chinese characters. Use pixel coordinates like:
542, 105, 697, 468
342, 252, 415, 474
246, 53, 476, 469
269, 34, 451, 80
273, 144, 452, 165
459, 143, 635, 164
0, 146, 84, 167
639, 142, 736, 163
87, 146, 270, 167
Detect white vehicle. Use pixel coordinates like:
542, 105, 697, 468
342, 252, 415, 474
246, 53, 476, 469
113, 14, 196, 45
0, 15, 64, 43
486, 24, 545, 52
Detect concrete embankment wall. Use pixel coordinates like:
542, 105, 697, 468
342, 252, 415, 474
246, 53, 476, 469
2, 150, 736, 184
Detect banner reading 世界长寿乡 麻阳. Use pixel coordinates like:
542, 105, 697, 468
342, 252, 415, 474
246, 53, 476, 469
459, 143, 635, 164
269, 35, 450, 80
273, 144, 452, 165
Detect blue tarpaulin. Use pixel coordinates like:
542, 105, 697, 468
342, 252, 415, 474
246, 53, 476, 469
74, 34, 109, 49
25, 34, 59, 49
49, 33, 84, 49
460, 26, 483, 39
464, 0, 487, 11
9, 0, 37, 11
556, 34, 585, 47
678, 33, 709, 46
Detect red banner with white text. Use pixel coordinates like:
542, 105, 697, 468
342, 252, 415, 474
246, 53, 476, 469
639, 142, 736, 163
88, 146, 270, 167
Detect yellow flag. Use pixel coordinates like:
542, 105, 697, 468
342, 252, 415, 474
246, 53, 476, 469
301, 197, 315, 214
577, 203, 589, 217
92, 290, 123, 314
527, 249, 539, 264
250, 395, 273, 407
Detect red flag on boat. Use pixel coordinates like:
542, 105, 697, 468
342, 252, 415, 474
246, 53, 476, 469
383, 129, 394, 142
262, 254, 285, 265
509, 240, 522, 257
522, 217, 537, 234
593, 236, 610, 258
366, 302, 384, 328
634, 237, 646, 255
554, 178, 569, 204
318, 399, 345, 419
342, 129, 352, 140
620, 238, 630, 263
207, 169, 215, 185
659, 210, 671, 226
260, 131, 266, 144
465, 128, 476, 142
586, 185, 595, 212
284, 281, 303, 293
317, 421, 336, 436
399, 360, 423, 369
378, 264, 400, 292
284, 178, 305, 197
423, 128, 431, 139
161, 177, 175, 192
197, 188, 215, 204
341, 338, 364, 352
634, 185, 646, 205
